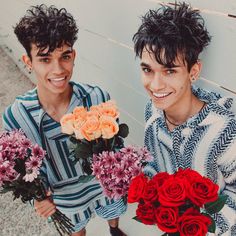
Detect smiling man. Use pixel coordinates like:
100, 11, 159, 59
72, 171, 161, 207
2, 5, 127, 236
133, 2, 236, 235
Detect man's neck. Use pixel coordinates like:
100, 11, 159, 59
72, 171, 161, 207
37, 85, 73, 121
164, 94, 204, 128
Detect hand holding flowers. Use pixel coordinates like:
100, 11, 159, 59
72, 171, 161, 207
128, 168, 227, 236
0, 129, 74, 236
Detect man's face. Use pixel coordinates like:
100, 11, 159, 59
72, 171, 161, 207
140, 50, 197, 112
25, 43, 75, 95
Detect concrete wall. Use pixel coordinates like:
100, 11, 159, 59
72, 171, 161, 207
0, 0, 236, 146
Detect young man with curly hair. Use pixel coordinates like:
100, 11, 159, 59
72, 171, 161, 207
2, 5, 127, 236
133, 2, 236, 235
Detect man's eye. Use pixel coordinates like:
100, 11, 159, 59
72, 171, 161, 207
62, 55, 71, 60
165, 69, 176, 75
142, 67, 151, 73
39, 58, 50, 63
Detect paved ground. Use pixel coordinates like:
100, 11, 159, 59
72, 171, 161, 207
0, 47, 58, 236
0, 47, 160, 236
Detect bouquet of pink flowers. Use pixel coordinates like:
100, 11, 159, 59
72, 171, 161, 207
0, 129, 74, 236
60, 100, 129, 181
128, 168, 227, 236
92, 145, 152, 200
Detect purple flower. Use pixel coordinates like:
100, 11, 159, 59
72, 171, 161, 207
0, 129, 45, 185
25, 156, 42, 170
92, 163, 102, 176
0, 164, 8, 180
91, 145, 152, 199
23, 168, 39, 182
32, 144, 45, 159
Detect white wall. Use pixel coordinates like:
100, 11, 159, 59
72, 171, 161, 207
0, 0, 236, 146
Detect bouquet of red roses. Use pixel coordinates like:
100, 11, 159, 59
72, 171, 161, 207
60, 100, 129, 182
0, 129, 74, 236
128, 169, 227, 236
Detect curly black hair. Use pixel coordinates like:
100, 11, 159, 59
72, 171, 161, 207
14, 4, 78, 59
133, 2, 211, 71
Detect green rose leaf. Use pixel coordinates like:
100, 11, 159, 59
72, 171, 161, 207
118, 123, 129, 138
202, 213, 216, 233
132, 216, 142, 223
92, 139, 106, 154
75, 142, 92, 159
205, 194, 228, 215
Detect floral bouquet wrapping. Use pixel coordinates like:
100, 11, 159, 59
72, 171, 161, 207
128, 168, 227, 236
0, 130, 74, 236
92, 145, 152, 200
60, 100, 129, 182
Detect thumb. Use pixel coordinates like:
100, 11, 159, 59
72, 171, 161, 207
46, 191, 52, 197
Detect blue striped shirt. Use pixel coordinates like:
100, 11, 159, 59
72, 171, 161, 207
2, 81, 125, 221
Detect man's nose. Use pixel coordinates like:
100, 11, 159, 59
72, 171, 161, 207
52, 60, 64, 74
151, 73, 165, 89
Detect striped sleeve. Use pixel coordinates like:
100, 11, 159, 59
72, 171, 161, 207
214, 118, 236, 235
2, 103, 21, 131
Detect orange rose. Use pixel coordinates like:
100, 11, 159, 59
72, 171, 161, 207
60, 113, 75, 135
80, 116, 101, 141
86, 110, 100, 119
99, 115, 119, 139
73, 106, 87, 116
73, 106, 87, 127
100, 100, 119, 119
90, 105, 101, 114
73, 123, 84, 140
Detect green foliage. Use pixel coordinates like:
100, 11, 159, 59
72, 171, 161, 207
133, 216, 142, 223
205, 194, 228, 215
202, 213, 216, 233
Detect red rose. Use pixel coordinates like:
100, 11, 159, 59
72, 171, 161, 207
155, 206, 179, 233
188, 177, 219, 207
174, 168, 202, 180
178, 208, 212, 236
152, 172, 170, 189
158, 176, 187, 207
142, 179, 159, 203
128, 173, 148, 203
136, 202, 156, 225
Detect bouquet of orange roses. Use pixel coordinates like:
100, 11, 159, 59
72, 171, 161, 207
128, 168, 227, 236
60, 100, 129, 182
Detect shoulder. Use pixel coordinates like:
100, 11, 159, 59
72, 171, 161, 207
144, 100, 153, 122
2, 88, 38, 130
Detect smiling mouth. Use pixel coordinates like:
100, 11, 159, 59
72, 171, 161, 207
48, 77, 66, 82
152, 92, 172, 98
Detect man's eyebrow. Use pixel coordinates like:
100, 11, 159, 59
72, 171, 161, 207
36, 52, 50, 57
36, 49, 73, 57
140, 62, 151, 67
62, 49, 73, 55
164, 64, 181, 68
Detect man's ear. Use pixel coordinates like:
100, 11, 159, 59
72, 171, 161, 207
72, 49, 76, 60
190, 60, 202, 82
22, 55, 32, 70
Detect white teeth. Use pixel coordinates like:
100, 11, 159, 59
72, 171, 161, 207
49, 77, 65, 81
152, 92, 170, 98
